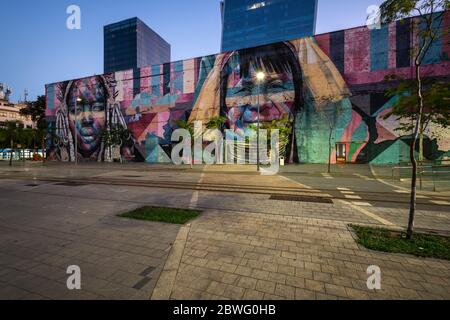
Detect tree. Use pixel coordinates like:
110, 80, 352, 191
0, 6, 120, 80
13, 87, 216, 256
251, 117, 293, 163
101, 126, 131, 162
20, 95, 47, 160
316, 95, 347, 174
17, 127, 35, 162
205, 116, 227, 130
0, 129, 7, 149
383, 76, 450, 162
4, 121, 21, 166
380, 0, 449, 239
20, 95, 46, 124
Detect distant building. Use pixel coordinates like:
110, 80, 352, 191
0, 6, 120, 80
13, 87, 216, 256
104, 17, 171, 73
221, 0, 318, 52
0, 84, 34, 129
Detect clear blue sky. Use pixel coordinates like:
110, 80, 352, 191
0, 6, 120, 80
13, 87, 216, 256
0, 0, 383, 102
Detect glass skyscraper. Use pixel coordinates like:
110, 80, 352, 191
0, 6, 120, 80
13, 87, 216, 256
221, 0, 318, 52
104, 17, 171, 73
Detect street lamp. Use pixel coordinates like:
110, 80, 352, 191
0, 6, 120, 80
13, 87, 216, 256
256, 71, 265, 172
74, 97, 82, 165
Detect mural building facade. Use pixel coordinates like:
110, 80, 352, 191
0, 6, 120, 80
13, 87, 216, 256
46, 13, 450, 164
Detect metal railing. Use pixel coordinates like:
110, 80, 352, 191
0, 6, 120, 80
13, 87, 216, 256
392, 165, 450, 192
419, 170, 450, 192
391, 165, 432, 182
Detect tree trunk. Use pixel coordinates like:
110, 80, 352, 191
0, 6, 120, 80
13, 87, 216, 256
328, 127, 332, 174
42, 136, 45, 163
418, 132, 424, 164
9, 138, 13, 166
407, 63, 425, 240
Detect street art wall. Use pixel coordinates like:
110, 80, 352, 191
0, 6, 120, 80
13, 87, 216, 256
46, 13, 450, 164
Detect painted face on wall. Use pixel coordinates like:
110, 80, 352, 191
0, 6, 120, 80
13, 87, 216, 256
222, 51, 297, 137
67, 78, 107, 158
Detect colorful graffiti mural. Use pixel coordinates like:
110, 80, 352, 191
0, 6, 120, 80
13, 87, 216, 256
46, 13, 450, 164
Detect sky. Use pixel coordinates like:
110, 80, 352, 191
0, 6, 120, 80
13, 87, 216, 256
0, 0, 384, 102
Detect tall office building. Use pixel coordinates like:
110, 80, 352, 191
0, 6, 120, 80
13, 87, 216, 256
104, 17, 171, 73
221, 0, 318, 52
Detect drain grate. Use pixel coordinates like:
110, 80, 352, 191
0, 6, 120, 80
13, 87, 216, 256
24, 184, 39, 187
270, 194, 333, 204
54, 182, 87, 187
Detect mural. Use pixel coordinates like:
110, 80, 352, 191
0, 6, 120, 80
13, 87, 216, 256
46, 13, 450, 164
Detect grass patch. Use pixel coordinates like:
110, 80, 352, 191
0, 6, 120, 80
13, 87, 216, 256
118, 206, 202, 224
350, 225, 450, 261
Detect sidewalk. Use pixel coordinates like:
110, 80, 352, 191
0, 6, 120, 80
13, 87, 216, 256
153, 207, 450, 300
0, 162, 448, 300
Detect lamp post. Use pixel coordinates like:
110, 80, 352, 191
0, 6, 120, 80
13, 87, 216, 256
74, 97, 82, 165
256, 71, 265, 172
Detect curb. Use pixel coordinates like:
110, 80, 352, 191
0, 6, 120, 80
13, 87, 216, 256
151, 223, 191, 300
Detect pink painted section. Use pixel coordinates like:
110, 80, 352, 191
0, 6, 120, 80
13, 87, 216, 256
388, 23, 397, 69
343, 61, 450, 85
159, 65, 164, 96
140, 67, 151, 93
122, 69, 134, 104
330, 150, 337, 164
344, 27, 370, 74
315, 33, 330, 58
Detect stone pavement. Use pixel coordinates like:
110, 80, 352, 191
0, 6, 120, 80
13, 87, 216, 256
155, 208, 450, 300
0, 179, 181, 300
0, 163, 449, 300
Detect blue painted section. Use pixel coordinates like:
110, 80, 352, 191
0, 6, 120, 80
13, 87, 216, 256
172, 60, 184, 93
420, 14, 442, 65
151, 65, 161, 95
194, 56, 216, 105
46, 84, 55, 110
371, 26, 389, 71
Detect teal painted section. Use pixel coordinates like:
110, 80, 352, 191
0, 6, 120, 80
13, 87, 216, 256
370, 139, 401, 164
370, 26, 389, 71
296, 98, 353, 163
145, 133, 171, 163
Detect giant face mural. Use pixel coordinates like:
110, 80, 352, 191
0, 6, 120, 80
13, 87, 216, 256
67, 77, 107, 159
46, 13, 450, 164
220, 43, 302, 135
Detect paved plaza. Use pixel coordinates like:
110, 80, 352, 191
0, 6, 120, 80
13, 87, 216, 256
0, 162, 449, 299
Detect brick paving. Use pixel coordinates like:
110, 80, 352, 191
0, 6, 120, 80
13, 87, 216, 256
164, 208, 450, 300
